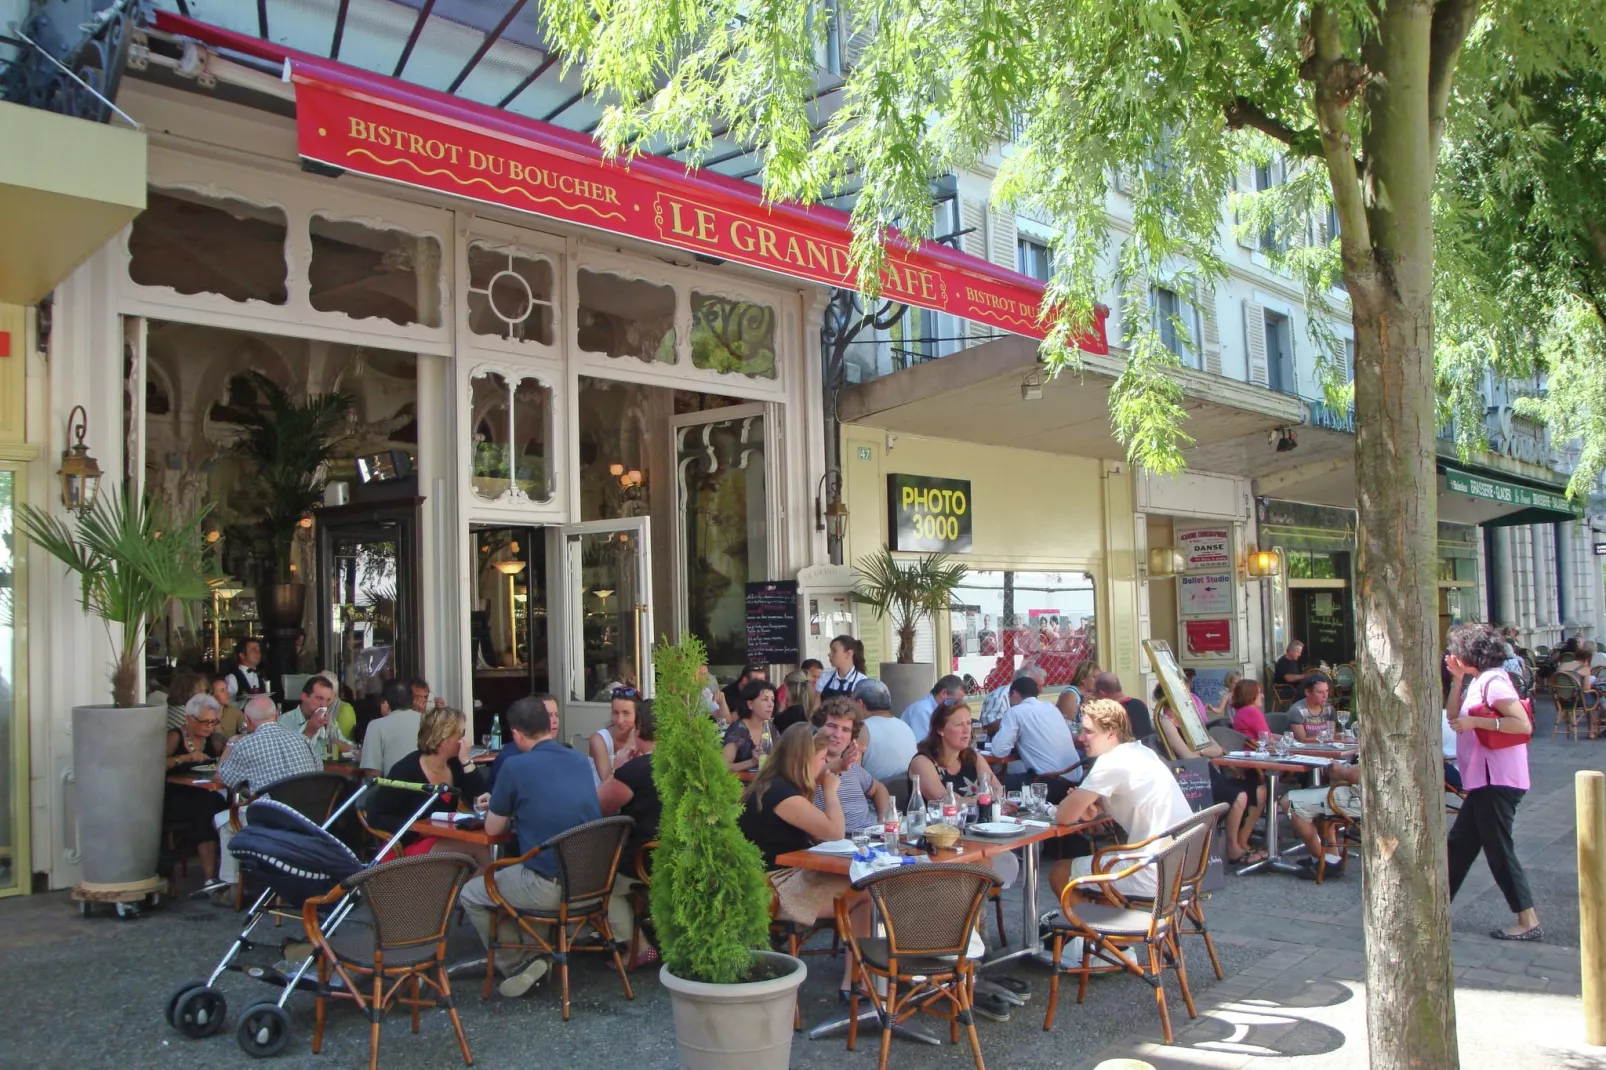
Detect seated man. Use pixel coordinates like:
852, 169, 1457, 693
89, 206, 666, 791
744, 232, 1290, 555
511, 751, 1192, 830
900, 674, 966, 741
990, 676, 1081, 795
1286, 673, 1335, 742
813, 699, 889, 833
211, 695, 324, 895
358, 680, 422, 777
1051, 699, 1192, 898
278, 675, 349, 758
459, 696, 630, 999
1283, 760, 1361, 879
1273, 641, 1306, 706
854, 679, 918, 783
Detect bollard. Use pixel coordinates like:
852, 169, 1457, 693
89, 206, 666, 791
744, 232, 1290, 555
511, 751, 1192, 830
1581, 770, 1606, 1046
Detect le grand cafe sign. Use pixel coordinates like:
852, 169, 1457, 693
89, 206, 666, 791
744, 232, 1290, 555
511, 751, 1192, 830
888, 474, 973, 553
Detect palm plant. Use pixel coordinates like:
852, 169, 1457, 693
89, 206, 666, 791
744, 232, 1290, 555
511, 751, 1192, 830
20, 489, 222, 707
854, 547, 968, 663
226, 371, 354, 582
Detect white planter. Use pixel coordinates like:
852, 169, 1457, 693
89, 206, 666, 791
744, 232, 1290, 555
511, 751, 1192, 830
71, 703, 167, 888
659, 952, 806, 1070
879, 661, 935, 717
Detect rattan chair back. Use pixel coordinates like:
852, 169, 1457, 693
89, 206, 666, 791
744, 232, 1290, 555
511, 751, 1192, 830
260, 771, 348, 823
860, 863, 999, 960
545, 815, 633, 913
1145, 824, 1208, 927
1173, 804, 1227, 891
344, 854, 474, 956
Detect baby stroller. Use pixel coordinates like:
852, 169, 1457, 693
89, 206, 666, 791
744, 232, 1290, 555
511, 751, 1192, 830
164, 777, 449, 1057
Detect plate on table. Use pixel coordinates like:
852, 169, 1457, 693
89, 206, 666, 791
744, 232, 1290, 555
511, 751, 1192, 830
189, 763, 217, 773
967, 821, 1026, 838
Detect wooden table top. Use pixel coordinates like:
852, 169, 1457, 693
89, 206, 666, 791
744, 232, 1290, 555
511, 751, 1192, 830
775, 819, 1099, 877
408, 815, 515, 847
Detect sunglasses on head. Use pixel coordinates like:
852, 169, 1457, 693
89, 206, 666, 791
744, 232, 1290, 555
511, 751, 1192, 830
612, 687, 640, 699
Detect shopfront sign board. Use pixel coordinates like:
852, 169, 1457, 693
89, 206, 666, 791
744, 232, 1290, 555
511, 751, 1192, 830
887, 474, 973, 553
1179, 573, 1233, 615
1177, 528, 1232, 571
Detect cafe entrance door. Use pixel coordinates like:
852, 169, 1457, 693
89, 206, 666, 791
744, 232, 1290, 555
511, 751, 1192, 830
469, 525, 548, 740
315, 500, 422, 702
557, 517, 654, 742
1289, 584, 1354, 668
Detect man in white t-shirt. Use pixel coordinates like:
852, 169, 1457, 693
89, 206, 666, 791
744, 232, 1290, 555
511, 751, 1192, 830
990, 676, 1081, 793
1051, 698, 1192, 898
854, 679, 919, 783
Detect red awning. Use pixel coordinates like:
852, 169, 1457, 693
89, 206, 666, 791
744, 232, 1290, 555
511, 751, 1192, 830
152, 11, 1107, 354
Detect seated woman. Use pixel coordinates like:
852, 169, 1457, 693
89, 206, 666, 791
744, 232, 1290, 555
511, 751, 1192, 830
1153, 688, 1268, 865
723, 679, 779, 774
1207, 672, 1244, 720
589, 688, 642, 784
599, 701, 660, 968
1230, 679, 1273, 742
737, 723, 869, 1001
909, 699, 1003, 802
366, 706, 490, 868
163, 693, 230, 894
1056, 662, 1099, 733
772, 671, 812, 734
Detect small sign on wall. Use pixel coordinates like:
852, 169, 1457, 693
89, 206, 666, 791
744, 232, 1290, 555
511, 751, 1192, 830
887, 474, 973, 553
1178, 528, 1232, 571
1184, 618, 1234, 656
1179, 573, 1233, 615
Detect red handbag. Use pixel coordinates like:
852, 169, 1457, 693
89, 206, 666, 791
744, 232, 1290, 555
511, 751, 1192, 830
1468, 698, 1533, 750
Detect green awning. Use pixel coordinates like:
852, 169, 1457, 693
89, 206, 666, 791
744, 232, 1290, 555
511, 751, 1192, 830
1440, 465, 1581, 527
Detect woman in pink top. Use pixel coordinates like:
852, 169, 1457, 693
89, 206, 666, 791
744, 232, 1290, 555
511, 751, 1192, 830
1229, 679, 1271, 742
1444, 623, 1541, 942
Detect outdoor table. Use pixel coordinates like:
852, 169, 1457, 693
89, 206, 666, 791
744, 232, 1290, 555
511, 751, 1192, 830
406, 815, 514, 850
1288, 743, 1357, 761
1211, 754, 1336, 876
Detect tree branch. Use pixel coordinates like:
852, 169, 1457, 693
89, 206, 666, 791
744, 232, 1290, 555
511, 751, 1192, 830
1224, 97, 1326, 159
1308, 4, 1374, 268
1428, 0, 1482, 156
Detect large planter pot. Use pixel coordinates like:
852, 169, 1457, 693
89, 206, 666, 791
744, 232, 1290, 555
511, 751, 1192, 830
659, 952, 806, 1070
260, 582, 308, 684
879, 661, 936, 716
72, 703, 167, 888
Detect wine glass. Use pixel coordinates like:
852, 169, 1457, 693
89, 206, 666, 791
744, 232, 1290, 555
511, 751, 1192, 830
1337, 710, 1352, 734
1256, 731, 1270, 755
851, 832, 872, 859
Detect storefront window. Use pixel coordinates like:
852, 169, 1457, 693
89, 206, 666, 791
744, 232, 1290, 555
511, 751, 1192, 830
570, 527, 645, 703
1287, 550, 1347, 580
128, 188, 289, 304
467, 243, 555, 345
949, 570, 1097, 688
309, 215, 442, 327
470, 370, 553, 504
577, 269, 676, 363
690, 292, 777, 379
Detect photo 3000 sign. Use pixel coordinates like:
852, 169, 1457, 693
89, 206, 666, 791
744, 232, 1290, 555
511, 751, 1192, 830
887, 474, 973, 553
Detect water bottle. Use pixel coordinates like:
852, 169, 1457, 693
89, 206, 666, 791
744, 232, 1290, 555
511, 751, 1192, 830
942, 783, 960, 826
489, 715, 502, 751
881, 802, 900, 851
760, 720, 775, 755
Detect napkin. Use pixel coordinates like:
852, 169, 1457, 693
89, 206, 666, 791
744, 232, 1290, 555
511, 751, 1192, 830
808, 839, 860, 855
849, 852, 927, 882
1019, 819, 1053, 829
430, 812, 476, 824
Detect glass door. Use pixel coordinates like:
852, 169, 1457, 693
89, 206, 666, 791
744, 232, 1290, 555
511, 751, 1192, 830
316, 503, 422, 702
669, 404, 773, 681
0, 467, 25, 896
559, 517, 653, 743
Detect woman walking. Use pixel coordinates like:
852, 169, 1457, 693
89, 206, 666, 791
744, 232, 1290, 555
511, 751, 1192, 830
1444, 622, 1541, 941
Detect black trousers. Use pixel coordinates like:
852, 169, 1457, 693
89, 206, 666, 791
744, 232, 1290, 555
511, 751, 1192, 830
1447, 785, 1534, 914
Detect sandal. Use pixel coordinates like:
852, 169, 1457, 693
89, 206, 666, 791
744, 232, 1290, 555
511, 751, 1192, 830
630, 946, 660, 969
1226, 849, 1269, 865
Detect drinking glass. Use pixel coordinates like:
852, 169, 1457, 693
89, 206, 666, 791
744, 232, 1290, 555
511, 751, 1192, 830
1030, 782, 1050, 814
852, 832, 872, 858
1256, 731, 1270, 754
1337, 711, 1352, 733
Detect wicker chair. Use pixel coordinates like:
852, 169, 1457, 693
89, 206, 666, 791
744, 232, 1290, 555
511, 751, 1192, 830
301, 853, 476, 1070
1311, 785, 1360, 884
229, 772, 351, 911
479, 815, 635, 1020
1551, 671, 1587, 741
1170, 804, 1229, 980
626, 840, 657, 973
835, 863, 1001, 1070
1332, 664, 1357, 708
1042, 824, 1207, 1043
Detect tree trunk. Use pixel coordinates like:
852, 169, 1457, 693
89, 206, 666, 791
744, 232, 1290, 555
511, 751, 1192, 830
1346, 5, 1460, 1066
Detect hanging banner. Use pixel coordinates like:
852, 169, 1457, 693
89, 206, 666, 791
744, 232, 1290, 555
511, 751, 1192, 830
1177, 528, 1232, 571
278, 64, 1110, 351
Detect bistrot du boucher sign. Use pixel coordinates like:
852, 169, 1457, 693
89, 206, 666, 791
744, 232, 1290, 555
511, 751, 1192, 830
888, 474, 973, 553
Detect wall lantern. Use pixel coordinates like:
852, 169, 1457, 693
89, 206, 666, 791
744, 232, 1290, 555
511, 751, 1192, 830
1246, 547, 1283, 578
58, 404, 103, 513
815, 469, 850, 555
1147, 547, 1185, 578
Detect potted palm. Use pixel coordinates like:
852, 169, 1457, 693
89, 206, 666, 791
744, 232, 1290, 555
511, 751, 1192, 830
651, 635, 805, 1070
20, 489, 221, 895
854, 547, 969, 713
225, 372, 353, 675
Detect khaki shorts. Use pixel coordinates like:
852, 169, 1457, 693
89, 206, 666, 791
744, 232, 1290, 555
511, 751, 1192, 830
1287, 785, 1361, 822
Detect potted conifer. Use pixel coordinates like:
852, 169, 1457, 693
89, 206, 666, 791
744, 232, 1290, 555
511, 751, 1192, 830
20, 489, 220, 899
854, 547, 968, 713
651, 635, 805, 1070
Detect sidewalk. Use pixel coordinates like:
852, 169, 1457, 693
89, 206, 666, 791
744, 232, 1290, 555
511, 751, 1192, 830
1076, 701, 1602, 1070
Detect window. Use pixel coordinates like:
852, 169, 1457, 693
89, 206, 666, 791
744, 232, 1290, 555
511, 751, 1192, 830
1264, 311, 1294, 394
467, 243, 555, 345
948, 570, 1098, 687
1017, 238, 1052, 283
1254, 161, 1285, 254
128, 188, 288, 304
1152, 286, 1195, 364
309, 215, 442, 327
1342, 338, 1355, 383
577, 269, 676, 363
690, 292, 778, 378
469, 369, 553, 504
1287, 551, 1348, 580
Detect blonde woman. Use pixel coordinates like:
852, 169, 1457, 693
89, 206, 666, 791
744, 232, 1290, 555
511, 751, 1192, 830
367, 706, 489, 865
1208, 672, 1244, 719
737, 723, 869, 1000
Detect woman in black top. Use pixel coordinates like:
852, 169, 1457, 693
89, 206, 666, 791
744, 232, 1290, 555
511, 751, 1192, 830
738, 723, 868, 999
366, 707, 489, 866
162, 693, 229, 890
771, 670, 812, 734
601, 702, 659, 967
723, 679, 779, 773
909, 699, 1001, 802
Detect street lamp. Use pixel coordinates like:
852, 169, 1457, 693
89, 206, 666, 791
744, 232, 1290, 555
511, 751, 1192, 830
58, 405, 103, 513
1245, 547, 1283, 578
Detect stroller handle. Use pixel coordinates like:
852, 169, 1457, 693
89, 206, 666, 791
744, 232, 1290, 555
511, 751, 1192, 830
367, 778, 451, 795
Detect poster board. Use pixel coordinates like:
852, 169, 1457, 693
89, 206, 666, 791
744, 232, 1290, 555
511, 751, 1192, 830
1169, 757, 1226, 891
1179, 573, 1233, 615
1177, 528, 1232, 570
1143, 639, 1210, 751
745, 581, 801, 663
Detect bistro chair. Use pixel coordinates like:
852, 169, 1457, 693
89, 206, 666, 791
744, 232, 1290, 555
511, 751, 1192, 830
1042, 824, 1207, 1044
1332, 664, 1357, 708
884, 773, 915, 814
1312, 785, 1360, 885
1207, 724, 1249, 754
1550, 671, 1588, 741
835, 863, 1001, 1070
626, 840, 657, 973
1263, 711, 1291, 736
1168, 804, 1230, 981
228, 772, 351, 911
479, 815, 635, 1020
301, 853, 476, 1070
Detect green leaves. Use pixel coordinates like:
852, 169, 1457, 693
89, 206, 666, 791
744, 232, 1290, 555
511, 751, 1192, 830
649, 635, 771, 985
18, 488, 222, 706
853, 548, 967, 662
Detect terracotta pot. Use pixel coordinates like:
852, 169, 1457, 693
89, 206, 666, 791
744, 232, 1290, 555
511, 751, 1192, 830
659, 952, 806, 1070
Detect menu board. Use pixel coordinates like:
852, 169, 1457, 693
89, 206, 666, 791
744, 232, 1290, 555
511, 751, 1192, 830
1144, 639, 1210, 751
745, 581, 801, 664
1169, 757, 1225, 891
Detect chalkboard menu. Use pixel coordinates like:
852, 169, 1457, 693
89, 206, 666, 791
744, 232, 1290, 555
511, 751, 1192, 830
1169, 757, 1225, 892
745, 581, 801, 664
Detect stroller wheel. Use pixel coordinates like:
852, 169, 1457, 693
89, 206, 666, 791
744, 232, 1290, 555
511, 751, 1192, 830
166, 979, 208, 1027
174, 986, 229, 1039
236, 1001, 292, 1058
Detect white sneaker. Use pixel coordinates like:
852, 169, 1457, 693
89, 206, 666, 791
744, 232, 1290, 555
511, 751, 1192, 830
498, 957, 550, 998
